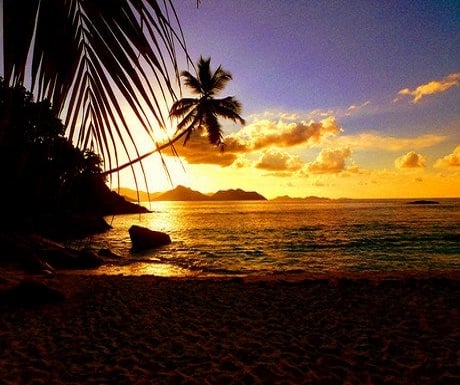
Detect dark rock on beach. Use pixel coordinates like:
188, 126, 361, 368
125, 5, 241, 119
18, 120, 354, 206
1, 232, 103, 272
407, 200, 440, 205
129, 225, 171, 251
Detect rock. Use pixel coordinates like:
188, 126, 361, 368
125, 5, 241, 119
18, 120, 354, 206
22, 255, 56, 275
129, 225, 171, 251
43, 247, 103, 269
40, 213, 112, 241
0, 233, 102, 270
98, 248, 122, 259
407, 200, 439, 205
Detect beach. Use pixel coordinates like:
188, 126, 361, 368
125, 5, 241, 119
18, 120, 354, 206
0, 271, 459, 384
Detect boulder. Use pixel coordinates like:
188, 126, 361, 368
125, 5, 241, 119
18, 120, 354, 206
98, 248, 122, 259
1, 233, 103, 270
129, 225, 171, 251
43, 247, 103, 269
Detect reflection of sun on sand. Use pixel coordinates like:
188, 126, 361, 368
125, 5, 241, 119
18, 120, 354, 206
1, 271, 459, 384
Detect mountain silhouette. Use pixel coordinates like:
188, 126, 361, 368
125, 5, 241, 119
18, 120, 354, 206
118, 185, 267, 201
211, 189, 266, 201
154, 186, 210, 201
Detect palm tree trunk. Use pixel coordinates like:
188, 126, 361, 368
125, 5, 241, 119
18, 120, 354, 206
101, 128, 190, 176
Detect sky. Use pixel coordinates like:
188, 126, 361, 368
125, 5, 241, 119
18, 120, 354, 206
5, 1, 459, 199
130, 0, 459, 199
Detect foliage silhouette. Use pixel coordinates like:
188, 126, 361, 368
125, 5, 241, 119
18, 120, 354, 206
169, 56, 245, 147
3, 0, 189, 182
100, 56, 246, 175
0, 79, 144, 238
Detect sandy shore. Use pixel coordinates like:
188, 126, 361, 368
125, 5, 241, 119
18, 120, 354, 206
0, 272, 459, 384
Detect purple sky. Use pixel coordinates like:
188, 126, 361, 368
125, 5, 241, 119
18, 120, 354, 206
2, 1, 457, 197
142, 0, 459, 198
175, 1, 459, 118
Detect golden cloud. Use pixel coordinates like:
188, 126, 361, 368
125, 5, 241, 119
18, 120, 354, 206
255, 149, 303, 171
165, 135, 237, 166
166, 117, 343, 167
394, 151, 426, 169
434, 145, 460, 168
227, 116, 341, 152
306, 148, 352, 174
396, 73, 460, 103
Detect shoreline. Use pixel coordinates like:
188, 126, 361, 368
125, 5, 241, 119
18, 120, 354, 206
1, 270, 459, 384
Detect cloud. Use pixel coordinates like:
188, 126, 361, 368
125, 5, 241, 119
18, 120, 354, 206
255, 149, 303, 171
306, 148, 352, 174
434, 145, 460, 168
334, 132, 446, 151
226, 116, 342, 152
396, 73, 460, 103
249, 109, 334, 122
394, 151, 426, 169
165, 134, 237, 166
163, 116, 342, 167
346, 100, 371, 115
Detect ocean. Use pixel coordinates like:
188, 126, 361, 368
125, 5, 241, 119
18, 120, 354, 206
77, 199, 460, 277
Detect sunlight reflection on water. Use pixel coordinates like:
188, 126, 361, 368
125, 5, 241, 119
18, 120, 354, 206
85, 262, 196, 277
80, 200, 460, 277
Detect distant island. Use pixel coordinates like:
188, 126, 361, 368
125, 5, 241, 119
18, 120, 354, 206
271, 195, 333, 202
117, 185, 267, 201
407, 200, 440, 205
116, 188, 452, 204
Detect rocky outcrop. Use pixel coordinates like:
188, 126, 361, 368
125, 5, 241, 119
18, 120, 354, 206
1, 233, 103, 272
129, 225, 171, 251
38, 213, 112, 241
100, 188, 151, 215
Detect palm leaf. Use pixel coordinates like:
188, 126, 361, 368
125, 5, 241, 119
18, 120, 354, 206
3, 0, 190, 183
180, 71, 203, 95
213, 97, 246, 124
209, 66, 232, 95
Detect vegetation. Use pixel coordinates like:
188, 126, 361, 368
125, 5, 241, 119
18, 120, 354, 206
1, 2, 245, 239
0, 79, 144, 238
3, 0, 189, 180
169, 56, 245, 148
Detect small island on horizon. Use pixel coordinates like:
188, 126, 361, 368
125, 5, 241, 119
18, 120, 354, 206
117, 185, 268, 202
116, 186, 456, 203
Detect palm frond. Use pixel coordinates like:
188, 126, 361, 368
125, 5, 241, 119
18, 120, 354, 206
180, 71, 202, 95
213, 97, 246, 124
209, 66, 232, 95
176, 108, 199, 132
3, 0, 190, 181
197, 56, 213, 94
169, 98, 198, 118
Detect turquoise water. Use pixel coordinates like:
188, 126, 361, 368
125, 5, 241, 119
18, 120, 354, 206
78, 199, 460, 277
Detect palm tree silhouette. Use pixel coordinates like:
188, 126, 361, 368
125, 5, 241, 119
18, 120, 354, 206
105, 56, 245, 175
169, 56, 245, 148
2, 0, 189, 180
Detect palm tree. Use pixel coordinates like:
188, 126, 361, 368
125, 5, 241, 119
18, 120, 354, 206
2, 0, 190, 184
104, 56, 245, 175
169, 56, 245, 148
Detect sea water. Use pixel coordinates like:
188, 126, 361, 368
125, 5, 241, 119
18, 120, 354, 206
76, 199, 460, 277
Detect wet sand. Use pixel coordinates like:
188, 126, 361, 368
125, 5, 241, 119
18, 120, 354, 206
0, 272, 459, 384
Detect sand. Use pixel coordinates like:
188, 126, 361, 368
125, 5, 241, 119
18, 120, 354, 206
0, 271, 459, 384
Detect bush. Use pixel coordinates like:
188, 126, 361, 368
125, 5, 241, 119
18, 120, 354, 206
0, 79, 107, 233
